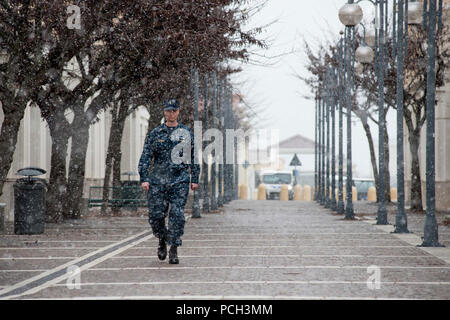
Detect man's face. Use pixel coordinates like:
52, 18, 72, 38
164, 108, 180, 122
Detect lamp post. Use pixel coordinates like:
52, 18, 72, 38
223, 82, 230, 204
192, 69, 201, 218
337, 35, 345, 214
224, 82, 234, 204
210, 71, 218, 211
217, 78, 224, 207
393, 0, 409, 233
342, 0, 387, 224
321, 91, 326, 205
202, 75, 210, 212
338, 0, 362, 219
317, 93, 323, 204
421, 0, 443, 247
234, 110, 239, 200
375, 0, 389, 225
330, 67, 337, 211
325, 69, 331, 208
314, 95, 319, 201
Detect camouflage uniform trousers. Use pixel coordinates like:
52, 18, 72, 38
147, 182, 190, 247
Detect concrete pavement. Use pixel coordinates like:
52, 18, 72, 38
0, 200, 449, 299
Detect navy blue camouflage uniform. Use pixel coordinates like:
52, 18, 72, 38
138, 122, 199, 247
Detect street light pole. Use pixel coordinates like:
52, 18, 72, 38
224, 83, 234, 204
234, 109, 239, 200
345, 25, 355, 219
394, 0, 409, 233
325, 70, 331, 208
321, 93, 326, 205
421, 0, 442, 247
338, 0, 363, 219
210, 71, 218, 211
192, 69, 201, 218
376, 0, 388, 225
330, 67, 337, 211
315, 95, 319, 201
317, 94, 323, 203
337, 36, 345, 214
202, 74, 210, 213
223, 82, 230, 204
217, 78, 224, 207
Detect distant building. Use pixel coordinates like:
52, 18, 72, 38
274, 134, 315, 186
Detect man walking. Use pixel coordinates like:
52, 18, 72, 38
138, 99, 200, 264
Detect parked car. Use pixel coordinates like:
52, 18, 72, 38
260, 170, 294, 200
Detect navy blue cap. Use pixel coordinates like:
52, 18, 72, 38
163, 99, 180, 111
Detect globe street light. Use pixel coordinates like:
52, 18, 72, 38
355, 45, 375, 64
339, 3, 364, 26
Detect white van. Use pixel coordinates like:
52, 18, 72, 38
259, 170, 294, 200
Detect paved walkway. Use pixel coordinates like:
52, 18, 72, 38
0, 200, 449, 299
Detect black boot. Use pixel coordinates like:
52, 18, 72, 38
157, 237, 167, 261
169, 245, 179, 264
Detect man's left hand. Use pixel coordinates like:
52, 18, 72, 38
190, 183, 199, 191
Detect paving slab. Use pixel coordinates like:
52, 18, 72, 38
0, 200, 449, 300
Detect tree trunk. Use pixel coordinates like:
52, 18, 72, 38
101, 105, 118, 215
112, 102, 128, 215
45, 111, 71, 223
147, 105, 163, 134
409, 134, 424, 212
64, 108, 90, 219
361, 118, 379, 195
102, 100, 128, 215
101, 139, 114, 214
0, 97, 27, 198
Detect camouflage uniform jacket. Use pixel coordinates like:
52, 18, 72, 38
138, 123, 200, 185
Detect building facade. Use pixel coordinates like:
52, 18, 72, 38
0, 104, 149, 221
404, 0, 450, 212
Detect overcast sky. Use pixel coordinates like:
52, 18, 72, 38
232, 0, 397, 179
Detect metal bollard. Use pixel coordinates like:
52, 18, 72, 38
280, 185, 289, 201
257, 184, 266, 200
390, 187, 398, 202
368, 186, 377, 202
239, 184, 248, 200
303, 185, 312, 201
294, 185, 303, 200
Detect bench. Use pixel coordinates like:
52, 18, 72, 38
88, 186, 147, 208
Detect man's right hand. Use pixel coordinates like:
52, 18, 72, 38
141, 182, 150, 191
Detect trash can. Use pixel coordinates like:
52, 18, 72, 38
14, 167, 47, 235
